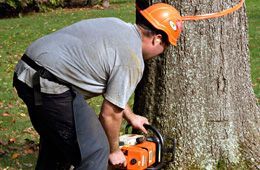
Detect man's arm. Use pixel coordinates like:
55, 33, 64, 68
99, 99, 126, 166
99, 100, 149, 167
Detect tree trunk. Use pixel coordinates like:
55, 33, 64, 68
134, 0, 259, 169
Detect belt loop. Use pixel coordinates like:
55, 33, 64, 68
32, 71, 42, 106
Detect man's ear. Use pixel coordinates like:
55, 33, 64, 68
155, 38, 161, 43
153, 34, 162, 46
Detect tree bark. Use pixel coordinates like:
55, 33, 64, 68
134, 0, 260, 169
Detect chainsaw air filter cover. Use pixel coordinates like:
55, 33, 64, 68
121, 141, 156, 170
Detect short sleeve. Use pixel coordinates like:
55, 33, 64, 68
104, 64, 143, 109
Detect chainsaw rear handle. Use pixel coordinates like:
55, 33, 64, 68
125, 124, 165, 170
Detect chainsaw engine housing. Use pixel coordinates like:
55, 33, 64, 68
119, 124, 164, 170
121, 140, 156, 170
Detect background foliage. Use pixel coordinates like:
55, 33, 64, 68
0, 0, 100, 18
0, 0, 259, 169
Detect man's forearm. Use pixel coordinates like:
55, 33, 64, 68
99, 100, 123, 152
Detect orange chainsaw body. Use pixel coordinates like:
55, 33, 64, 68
121, 141, 156, 170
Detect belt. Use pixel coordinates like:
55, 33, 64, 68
21, 54, 70, 106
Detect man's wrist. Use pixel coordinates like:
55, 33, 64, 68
110, 141, 120, 153
123, 105, 135, 123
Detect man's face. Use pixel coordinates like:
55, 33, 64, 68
142, 35, 169, 60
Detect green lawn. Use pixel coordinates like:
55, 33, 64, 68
0, 1, 136, 169
0, 0, 259, 169
246, 0, 260, 101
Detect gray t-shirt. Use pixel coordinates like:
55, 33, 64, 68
15, 17, 144, 109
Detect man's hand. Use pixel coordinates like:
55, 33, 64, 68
129, 114, 149, 134
123, 105, 149, 134
109, 149, 127, 168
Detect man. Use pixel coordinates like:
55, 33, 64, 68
13, 3, 182, 170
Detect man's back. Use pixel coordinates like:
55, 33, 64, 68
15, 17, 144, 108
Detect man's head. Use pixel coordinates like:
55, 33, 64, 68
137, 3, 182, 60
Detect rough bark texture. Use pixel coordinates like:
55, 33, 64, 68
134, 0, 260, 169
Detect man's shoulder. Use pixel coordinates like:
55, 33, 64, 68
78, 17, 127, 25
96, 17, 125, 23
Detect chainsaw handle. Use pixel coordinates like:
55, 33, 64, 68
143, 124, 164, 170
143, 124, 164, 148
125, 124, 163, 139
124, 124, 164, 145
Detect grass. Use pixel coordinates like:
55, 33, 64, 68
0, 1, 136, 169
0, 0, 259, 169
246, 0, 260, 101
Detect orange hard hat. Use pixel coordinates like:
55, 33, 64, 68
139, 3, 183, 46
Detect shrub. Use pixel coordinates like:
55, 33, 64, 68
0, 0, 99, 18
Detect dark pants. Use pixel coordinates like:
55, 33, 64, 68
13, 74, 109, 170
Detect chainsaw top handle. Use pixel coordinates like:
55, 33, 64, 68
143, 124, 164, 149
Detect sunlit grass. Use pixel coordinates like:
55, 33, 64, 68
246, 0, 260, 102
0, 1, 135, 169
0, 0, 258, 169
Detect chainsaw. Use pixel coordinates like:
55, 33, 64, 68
119, 124, 166, 170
